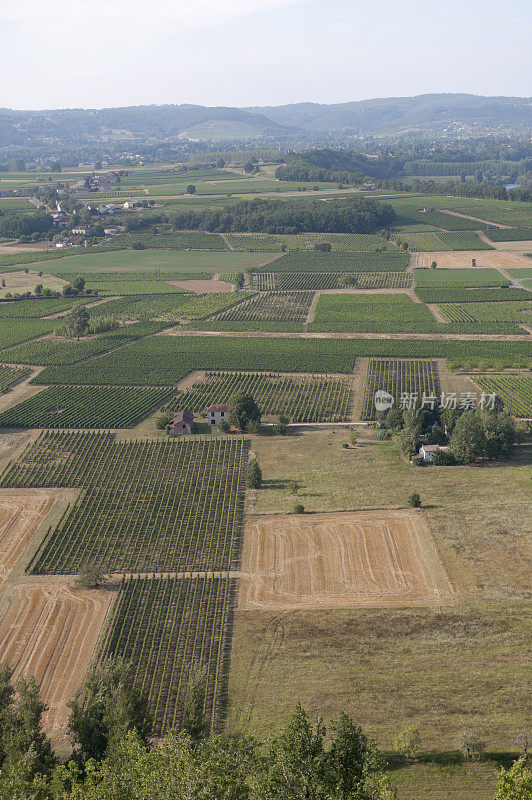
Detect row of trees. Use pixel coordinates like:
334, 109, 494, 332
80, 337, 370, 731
168, 196, 395, 235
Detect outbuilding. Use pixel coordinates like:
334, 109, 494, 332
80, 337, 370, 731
169, 410, 193, 435
206, 403, 230, 427
419, 444, 447, 462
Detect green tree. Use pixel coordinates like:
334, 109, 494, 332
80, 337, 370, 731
63, 306, 89, 340
186, 184, 196, 195
229, 392, 261, 432
479, 410, 515, 461
393, 727, 421, 762
1, 674, 55, 779
68, 658, 152, 763
75, 564, 107, 589
155, 412, 173, 430
246, 459, 262, 489
273, 414, 289, 435
407, 492, 421, 508
449, 410, 485, 463
493, 758, 532, 800
181, 667, 207, 741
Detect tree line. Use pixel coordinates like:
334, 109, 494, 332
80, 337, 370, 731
167, 196, 395, 235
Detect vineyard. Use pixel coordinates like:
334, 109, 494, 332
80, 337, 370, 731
361, 358, 440, 420
0, 432, 248, 574
0, 364, 29, 393
414, 269, 509, 288
195, 291, 314, 331
252, 272, 412, 291
0, 322, 166, 366
0, 318, 54, 349
472, 375, 532, 417
438, 301, 531, 324
0, 298, 88, 318
484, 227, 532, 242
33, 335, 532, 386
399, 231, 491, 251
94, 293, 244, 322
414, 287, 529, 304
167, 371, 352, 423
224, 232, 394, 252
100, 574, 237, 736
0, 385, 174, 429
259, 251, 408, 272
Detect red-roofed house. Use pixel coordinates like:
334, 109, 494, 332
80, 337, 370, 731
169, 410, 193, 435
206, 403, 230, 427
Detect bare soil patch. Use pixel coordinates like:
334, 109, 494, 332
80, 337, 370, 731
164, 279, 234, 293
415, 250, 532, 271
0, 578, 114, 737
238, 510, 452, 610
0, 367, 47, 413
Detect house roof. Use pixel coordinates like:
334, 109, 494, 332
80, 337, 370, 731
421, 444, 441, 452
171, 410, 193, 424
206, 404, 230, 413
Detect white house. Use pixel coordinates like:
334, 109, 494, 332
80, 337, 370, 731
123, 201, 137, 209
71, 225, 91, 236
206, 403, 230, 427
418, 444, 448, 462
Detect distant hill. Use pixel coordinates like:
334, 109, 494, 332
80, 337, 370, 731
248, 94, 532, 135
0, 95, 530, 147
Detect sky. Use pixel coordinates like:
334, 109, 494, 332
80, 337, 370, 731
1, 0, 530, 110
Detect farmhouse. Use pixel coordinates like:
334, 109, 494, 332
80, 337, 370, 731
169, 410, 193, 435
206, 403, 230, 426
71, 225, 91, 236
419, 444, 448, 462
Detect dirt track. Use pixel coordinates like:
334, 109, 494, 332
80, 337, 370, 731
238, 510, 452, 610
0, 579, 114, 736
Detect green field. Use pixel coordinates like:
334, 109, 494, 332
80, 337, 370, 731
414, 268, 509, 287
32, 335, 532, 385
40, 249, 278, 274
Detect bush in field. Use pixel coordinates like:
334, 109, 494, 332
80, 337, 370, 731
348, 429, 358, 445
246, 459, 262, 489
393, 728, 422, 762
273, 414, 289, 435
314, 242, 332, 252
75, 563, 108, 589
156, 412, 173, 430
293, 503, 305, 514
457, 730, 485, 761
287, 479, 299, 495
407, 492, 421, 508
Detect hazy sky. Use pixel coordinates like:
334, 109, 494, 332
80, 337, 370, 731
1, 0, 530, 110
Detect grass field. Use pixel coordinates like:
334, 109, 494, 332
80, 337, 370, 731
40, 249, 278, 275
226, 427, 530, 769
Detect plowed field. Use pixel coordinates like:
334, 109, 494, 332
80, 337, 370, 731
0, 580, 113, 735
238, 510, 451, 609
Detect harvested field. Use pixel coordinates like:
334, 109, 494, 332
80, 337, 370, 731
238, 510, 452, 610
0, 579, 114, 736
0, 489, 64, 588
414, 250, 532, 271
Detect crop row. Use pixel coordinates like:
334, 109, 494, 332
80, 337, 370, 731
96, 293, 245, 322
361, 358, 440, 420
224, 232, 394, 252
0, 432, 248, 574
414, 287, 528, 304
252, 272, 412, 291
194, 292, 314, 332
0, 298, 87, 319
100, 574, 236, 736
168, 371, 352, 423
0, 364, 29, 393
438, 301, 531, 324
414, 268, 509, 288
31, 335, 532, 385
0, 385, 173, 429
471, 375, 532, 418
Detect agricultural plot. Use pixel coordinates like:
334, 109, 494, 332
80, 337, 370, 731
0, 318, 54, 349
0, 298, 87, 318
195, 291, 314, 332
414, 268, 509, 288
407, 211, 489, 230
0, 322, 166, 366
0, 432, 248, 574
361, 358, 440, 420
388, 194, 532, 228
239, 510, 451, 609
398, 232, 450, 251
0, 364, 29, 392
0, 579, 113, 736
252, 272, 412, 291
485, 227, 532, 242
434, 231, 493, 250
100, 575, 237, 736
438, 301, 531, 324
96, 293, 244, 322
167, 371, 352, 423
0, 385, 174, 429
264, 251, 408, 273
472, 375, 532, 417
224, 233, 393, 252
307, 293, 512, 334
415, 287, 529, 304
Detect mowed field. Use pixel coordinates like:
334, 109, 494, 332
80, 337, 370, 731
239, 510, 452, 610
0, 578, 114, 737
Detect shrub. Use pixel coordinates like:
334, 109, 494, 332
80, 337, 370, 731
293, 503, 305, 514
155, 412, 173, 430
393, 727, 422, 762
218, 420, 230, 433
246, 459, 262, 489
407, 492, 421, 508
75, 563, 107, 589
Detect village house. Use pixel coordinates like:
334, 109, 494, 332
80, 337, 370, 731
71, 225, 91, 236
169, 410, 193, 435
123, 201, 137, 209
103, 227, 122, 236
418, 444, 448, 462
206, 403, 230, 427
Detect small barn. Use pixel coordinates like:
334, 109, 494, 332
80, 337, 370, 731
419, 444, 447, 462
169, 410, 193, 435
206, 403, 230, 427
